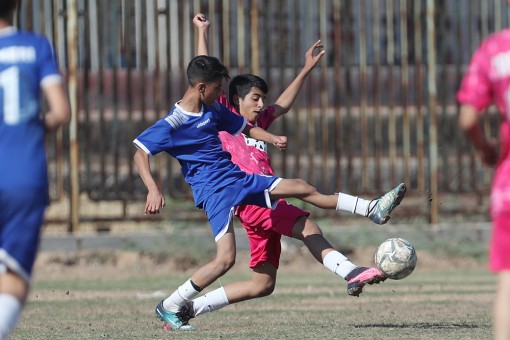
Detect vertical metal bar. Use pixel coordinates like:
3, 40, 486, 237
372, 0, 382, 191
358, 0, 368, 191
414, 0, 425, 192
400, 0, 410, 188
123, 0, 135, 198
67, 0, 80, 232
237, 0, 245, 73
250, 0, 260, 75
81, 0, 91, 200
305, 0, 315, 183
319, 0, 328, 189
426, 0, 438, 224
386, 0, 397, 186
333, 0, 343, 191
222, 0, 231, 66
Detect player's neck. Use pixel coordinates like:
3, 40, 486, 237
0, 19, 12, 29
179, 89, 203, 113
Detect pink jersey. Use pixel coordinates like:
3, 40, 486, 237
457, 29, 510, 218
457, 29, 510, 271
457, 28, 510, 118
218, 95, 277, 176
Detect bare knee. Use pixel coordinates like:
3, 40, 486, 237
213, 254, 235, 276
292, 218, 323, 240
252, 279, 276, 297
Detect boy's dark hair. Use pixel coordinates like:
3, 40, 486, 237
0, 0, 17, 19
187, 55, 229, 86
228, 74, 268, 112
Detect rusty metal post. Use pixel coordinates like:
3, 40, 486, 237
426, 0, 439, 224
66, 0, 80, 233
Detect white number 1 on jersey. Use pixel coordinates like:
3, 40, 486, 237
0, 66, 20, 125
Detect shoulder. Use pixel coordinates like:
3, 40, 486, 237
477, 29, 510, 55
256, 105, 277, 129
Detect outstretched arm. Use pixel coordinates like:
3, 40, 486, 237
272, 40, 325, 118
134, 149, 166, 214
459, 104, 498, 166
193, 13, 209, 56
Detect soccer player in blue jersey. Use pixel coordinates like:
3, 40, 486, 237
0, 1, 70, 338
133, 52, 406, 331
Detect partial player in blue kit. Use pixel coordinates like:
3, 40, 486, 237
0, 0, 70, 338
134, 52, 406, 331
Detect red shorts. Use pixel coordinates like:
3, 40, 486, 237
490, 214, 510, 272
236, 199, 310, 269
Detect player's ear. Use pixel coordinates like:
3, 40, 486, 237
233, 94, 240, 105
197, 83, 206, 94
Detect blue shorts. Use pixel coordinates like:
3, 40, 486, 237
0, 188, 48, 282
201, 174, 281, 241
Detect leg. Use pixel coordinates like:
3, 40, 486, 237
270, 179, 406, 224
0, 271, 27, 339
494, 271, 510, 340
184, 262, 278, 319
189, 224, 237, 288
157, 221, 237, 331
291, 216, 385, 296
224, 262, 277, 303
290, 216, 335, 262
0, 188, 46, 339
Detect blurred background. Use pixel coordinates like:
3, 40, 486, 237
16, 0, 509, 232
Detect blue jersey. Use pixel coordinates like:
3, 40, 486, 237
0, 27, 62, 190
134, 101, 250, 207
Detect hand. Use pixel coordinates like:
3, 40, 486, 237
304, 39, 326, 71
193, 13, 209, 30
145, 189, 166, 215
479, 138, 499, 166
272, 135, 288, 151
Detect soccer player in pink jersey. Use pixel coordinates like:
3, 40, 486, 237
457, 11, 510, 340
159, 13, 407, 329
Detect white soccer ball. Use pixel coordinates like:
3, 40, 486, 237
374, 238, 417, 280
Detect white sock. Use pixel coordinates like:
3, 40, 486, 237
0, 294, 22, 340
322, 251, 357, 279
336, 193, 370, 216
163, 279, 201, 313
190, 287, 229, 317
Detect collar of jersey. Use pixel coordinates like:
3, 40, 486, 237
0, 26, 17, 37
175, 101, 204, 117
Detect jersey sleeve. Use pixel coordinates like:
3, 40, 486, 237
214, 101, 247, 136
456, 44, 493, 112
256, 105, 277, 129
38, 37, 62, 87
133, 119, 173, 156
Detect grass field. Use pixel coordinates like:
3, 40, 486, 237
11, 247, 495, 340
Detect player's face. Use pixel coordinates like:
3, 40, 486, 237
200, 79, 224, 106
238, 87, 267, 123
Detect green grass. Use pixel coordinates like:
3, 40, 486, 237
13, 267, 495, 340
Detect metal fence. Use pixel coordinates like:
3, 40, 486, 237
17, 0, 509, 231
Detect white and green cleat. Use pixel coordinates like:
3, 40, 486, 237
367, 183, 407, 224
155, 301, 196, 331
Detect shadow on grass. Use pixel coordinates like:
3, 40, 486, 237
357, 322, 483, 329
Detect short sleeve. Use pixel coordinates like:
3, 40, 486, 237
256, 105, 277, 130
38, 37, 61, 87
133, 119, 173, 156
456, 45, 493, 111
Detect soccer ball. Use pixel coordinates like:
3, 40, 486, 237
374, 238, 417, 280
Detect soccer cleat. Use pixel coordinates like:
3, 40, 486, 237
155, 301, 196, 331
345, 267, 386, 297
367, 183, 406, 224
